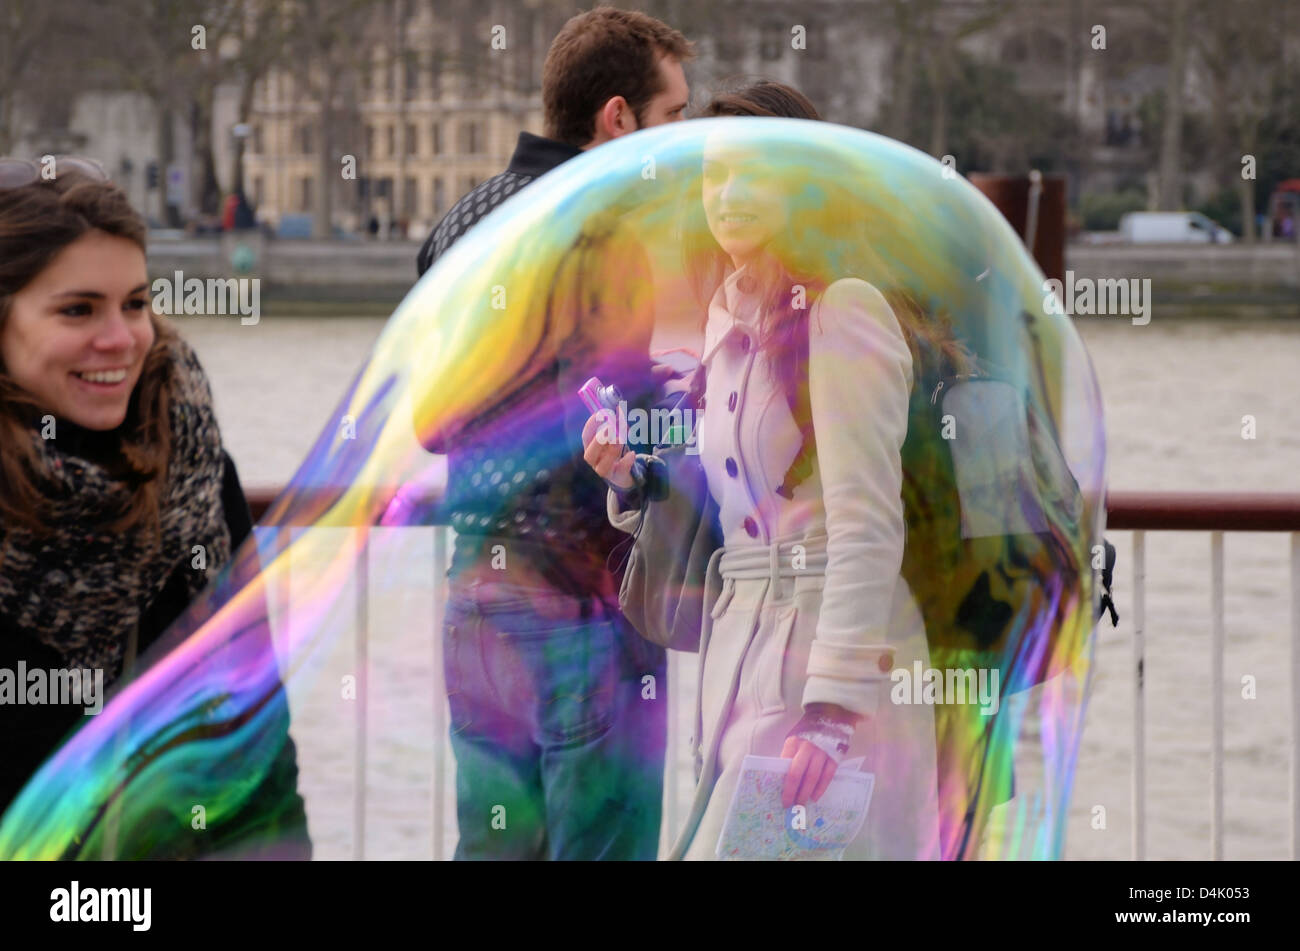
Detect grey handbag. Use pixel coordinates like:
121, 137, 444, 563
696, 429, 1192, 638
616, 442, 724, 653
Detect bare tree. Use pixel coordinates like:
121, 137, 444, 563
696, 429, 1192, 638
1153, 0, 1190, 210
880, 0, 1014, 159
80, 0, 223, 224
1193, 0, 1283, 240
0, 0, 70, 154
282, 0, 388, 238
226, 0, 299, 198
185, 3, 263, 216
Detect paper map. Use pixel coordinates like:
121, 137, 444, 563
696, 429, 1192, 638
715, 755, 874, 860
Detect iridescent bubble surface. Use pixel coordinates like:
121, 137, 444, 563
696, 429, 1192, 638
0, 119, 1104, 860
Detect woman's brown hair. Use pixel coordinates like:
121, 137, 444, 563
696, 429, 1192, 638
684, 80, 974, 391
698, 79, 822, 122
0, 171, 179, 536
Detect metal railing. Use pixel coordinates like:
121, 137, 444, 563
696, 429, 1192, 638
1105, 492, 1300, 861
248, 489, 1300, 860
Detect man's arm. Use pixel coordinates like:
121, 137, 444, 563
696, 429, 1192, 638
416, 218, 446, 278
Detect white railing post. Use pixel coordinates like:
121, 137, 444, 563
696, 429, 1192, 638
353, 528, 368, 861
664, 648, 679, 857
432, 526, 449, 861
1210, 532, 1225, 860
1291, 531, 1300, 861
1132, 530, 1146, 861
273, 525, 293, 677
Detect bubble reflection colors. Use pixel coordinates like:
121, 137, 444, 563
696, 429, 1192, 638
0, 120, 1104, 860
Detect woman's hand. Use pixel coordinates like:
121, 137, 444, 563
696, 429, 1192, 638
581, 410, 636, 490
780, 702, 861, 808
780, 736, 838, 809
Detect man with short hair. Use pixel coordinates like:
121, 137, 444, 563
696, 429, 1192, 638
418, 8, 690, 270
416, 7, 693, 861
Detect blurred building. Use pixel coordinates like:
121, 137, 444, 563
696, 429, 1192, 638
242, 1, 549, 238
237, 0, 901, 235
8, 0, 1286, 235
8, 89, 198, 227
237, 0, 1207, 237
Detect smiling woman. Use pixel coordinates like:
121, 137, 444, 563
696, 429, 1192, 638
4, 228, 154, 431
0, 162, 311, 858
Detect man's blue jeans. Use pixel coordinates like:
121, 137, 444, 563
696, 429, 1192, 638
442, 577, 667, 859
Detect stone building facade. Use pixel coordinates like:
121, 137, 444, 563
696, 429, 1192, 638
237, 0, 1213, 235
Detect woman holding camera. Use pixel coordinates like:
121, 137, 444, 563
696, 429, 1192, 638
584, 84, 958, 859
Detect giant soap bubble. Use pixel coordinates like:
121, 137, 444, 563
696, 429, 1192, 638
0, 119, 1105, 860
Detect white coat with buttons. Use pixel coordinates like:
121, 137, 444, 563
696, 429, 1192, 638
615, 264, 941, 859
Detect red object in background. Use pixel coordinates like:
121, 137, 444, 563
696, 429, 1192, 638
221, 194, 238, 231
968, 173, 1067, 285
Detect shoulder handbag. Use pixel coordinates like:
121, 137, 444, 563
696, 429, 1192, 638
616, 442, 723, 653
614, 359, 724, 652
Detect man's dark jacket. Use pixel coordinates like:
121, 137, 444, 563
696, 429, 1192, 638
416, 131, 660, 605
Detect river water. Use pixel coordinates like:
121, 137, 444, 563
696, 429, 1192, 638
174, 312, 1300, 860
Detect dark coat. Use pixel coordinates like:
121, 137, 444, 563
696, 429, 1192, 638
0, 451, 311, 859
416, 131, 583, 277
414, 131, 662, 592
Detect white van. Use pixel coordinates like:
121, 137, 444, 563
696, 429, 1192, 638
1119, 211, 1235, 244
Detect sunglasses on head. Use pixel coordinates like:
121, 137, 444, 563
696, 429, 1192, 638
0, 156, 109, 190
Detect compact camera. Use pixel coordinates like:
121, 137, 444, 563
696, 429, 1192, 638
578, 376, 667, 500
578, 377, 626, 416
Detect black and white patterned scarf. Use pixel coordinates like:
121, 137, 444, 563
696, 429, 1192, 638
0, 337, 231, 678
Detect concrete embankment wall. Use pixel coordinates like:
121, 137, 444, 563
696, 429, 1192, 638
147, 236, 1300, 317
1068, 244, 1300, 288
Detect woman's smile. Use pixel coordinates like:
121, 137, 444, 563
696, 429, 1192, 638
1, 230, 153, 431
72, 366, 131, 389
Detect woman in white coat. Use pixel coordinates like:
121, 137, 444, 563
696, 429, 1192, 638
585, 83, 965, 860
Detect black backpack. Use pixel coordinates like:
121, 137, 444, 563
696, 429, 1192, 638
769, 303, 1117, 697
773, 300, 1118, 859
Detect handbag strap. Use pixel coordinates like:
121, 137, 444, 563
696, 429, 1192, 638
774, 303, 817, 500
670, 548, 759, 861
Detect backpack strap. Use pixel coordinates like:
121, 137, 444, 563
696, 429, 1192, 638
774, 291, 941, 500
1097, 537, 1119, 626
774, 301, 818, 499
